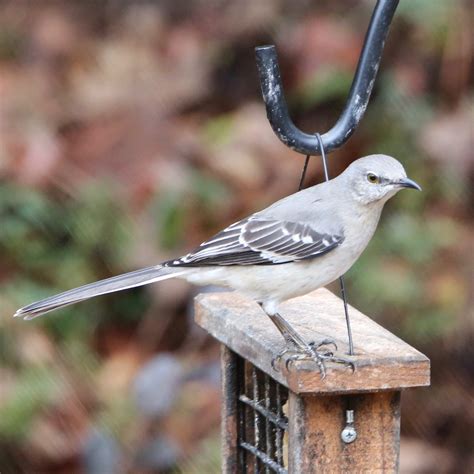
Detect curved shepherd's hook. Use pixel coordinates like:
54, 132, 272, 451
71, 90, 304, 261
255, 0, 400, 156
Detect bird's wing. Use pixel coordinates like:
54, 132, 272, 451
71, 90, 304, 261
167, 216, 344, 266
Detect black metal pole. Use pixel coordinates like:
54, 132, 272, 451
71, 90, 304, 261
255, 0, 400, 156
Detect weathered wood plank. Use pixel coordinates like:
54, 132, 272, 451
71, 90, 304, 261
195, 289, 430, 394
288, 391, 401, 473
221, 346, 239, 474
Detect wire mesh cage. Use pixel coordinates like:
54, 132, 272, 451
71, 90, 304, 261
236, 356, 289, 473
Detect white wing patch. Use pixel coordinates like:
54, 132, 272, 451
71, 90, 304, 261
168, 216, 344, 267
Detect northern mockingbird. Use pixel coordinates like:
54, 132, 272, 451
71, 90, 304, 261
14, 154, 421, 377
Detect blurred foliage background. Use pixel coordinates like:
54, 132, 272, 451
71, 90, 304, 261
0, 0, 472, 472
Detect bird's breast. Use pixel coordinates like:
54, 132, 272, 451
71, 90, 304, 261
339, 204, 383, 262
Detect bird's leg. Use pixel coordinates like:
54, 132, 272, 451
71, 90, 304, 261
267, 312, 333, 377
261, 307, 354, 379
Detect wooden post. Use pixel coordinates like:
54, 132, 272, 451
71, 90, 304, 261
195, 288, 430, 473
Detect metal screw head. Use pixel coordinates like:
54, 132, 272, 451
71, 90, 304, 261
341, 426, 357, 444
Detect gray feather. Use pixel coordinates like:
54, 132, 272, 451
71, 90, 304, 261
14, 265, 185, 320
169, 216, 344, 266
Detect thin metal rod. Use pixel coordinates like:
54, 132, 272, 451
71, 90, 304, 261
275, 384, 284, 465
240, 442, 288, 474
319, 145, 329, 182
237, 357, 248, 470
339, 275, 354, 355
255, 0, 400, 156
252, 366, 260, 473
264, 375, 271, 473
298, 155, 310, 190
314, 133, 354, 356
239, 394, 289, 431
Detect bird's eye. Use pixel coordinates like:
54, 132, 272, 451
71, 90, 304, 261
367, 173, 379, 183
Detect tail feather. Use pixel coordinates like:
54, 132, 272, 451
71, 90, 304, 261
14, 265, 188, 320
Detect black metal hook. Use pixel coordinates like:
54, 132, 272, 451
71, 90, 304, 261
255, 0, 400, 156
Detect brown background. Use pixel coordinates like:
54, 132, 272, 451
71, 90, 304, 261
0, 1, 472, 472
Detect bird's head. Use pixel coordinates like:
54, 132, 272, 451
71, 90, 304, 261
343, 154, 421, 205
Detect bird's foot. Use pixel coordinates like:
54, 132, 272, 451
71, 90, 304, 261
308, 338, 338, 354
272, 338, 354, 379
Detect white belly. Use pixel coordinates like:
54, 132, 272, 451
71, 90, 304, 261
185, 240, 364, 304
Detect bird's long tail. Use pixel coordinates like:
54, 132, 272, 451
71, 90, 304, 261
14, 265, 189, 320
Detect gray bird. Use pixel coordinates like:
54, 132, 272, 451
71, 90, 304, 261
14, 154, 421, 377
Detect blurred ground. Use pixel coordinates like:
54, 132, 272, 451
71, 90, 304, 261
0, 0, 472, 473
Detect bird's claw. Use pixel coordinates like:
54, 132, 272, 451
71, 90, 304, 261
318, 352, 355, 374
271, 348, 290, 371
309, 337, 338, 353
271, 339, 354, 379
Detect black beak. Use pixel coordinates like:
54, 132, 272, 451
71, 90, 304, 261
396, 177, 422, 191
